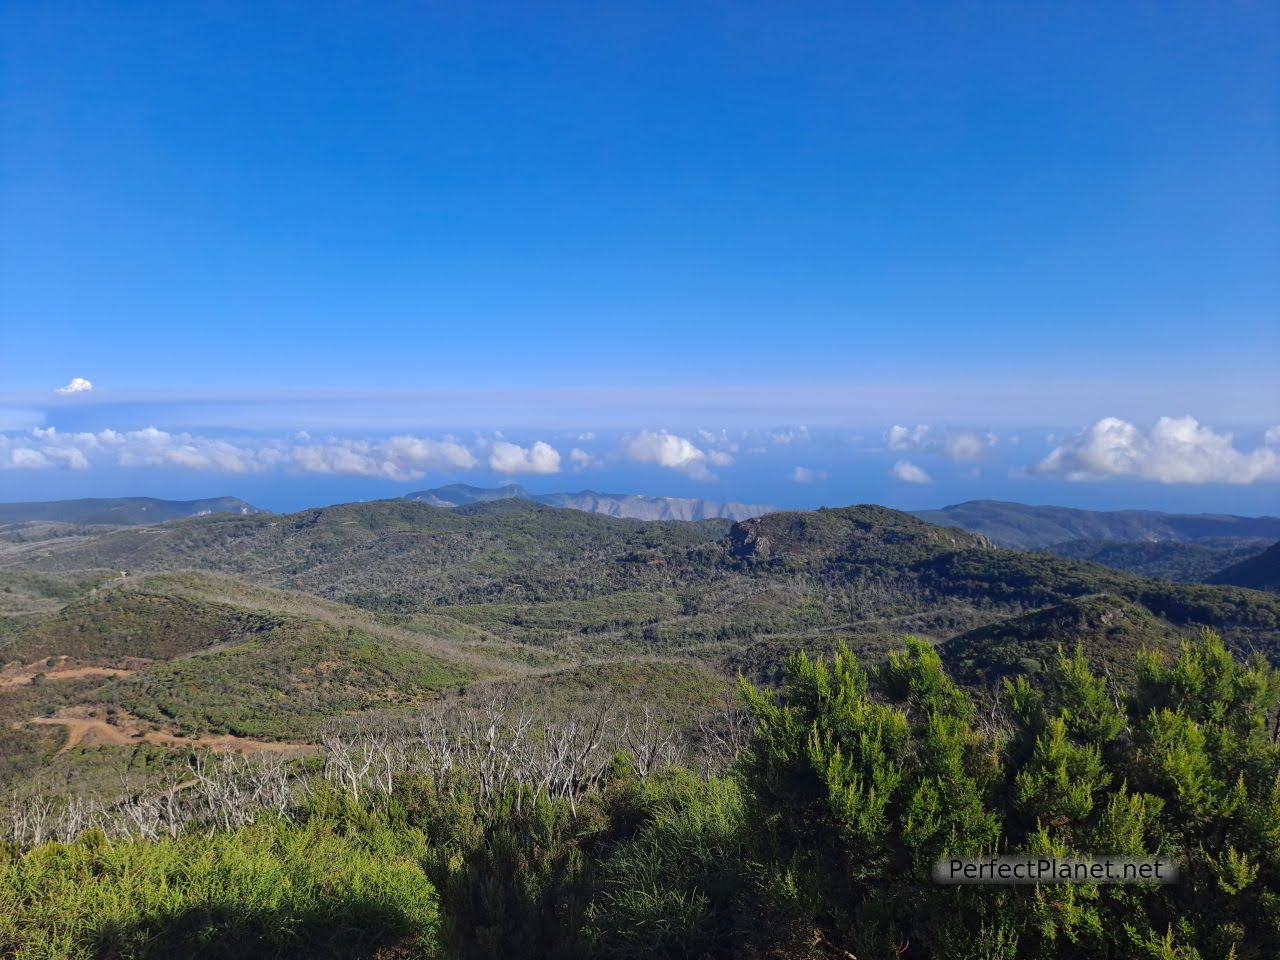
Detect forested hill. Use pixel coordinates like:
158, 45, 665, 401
5, 498, 1279, 665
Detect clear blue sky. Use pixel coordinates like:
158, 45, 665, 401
1, 2, 1278, 512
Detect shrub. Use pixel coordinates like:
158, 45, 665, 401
0, 814, 438, 959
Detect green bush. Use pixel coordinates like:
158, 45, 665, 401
585, 769, 749, 959
740, 632, 1280, 959
0, 814, 438, 959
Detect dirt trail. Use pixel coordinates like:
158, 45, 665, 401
1, 666, 135, 688
0, 656, 136, 689
28, 705, 316, 757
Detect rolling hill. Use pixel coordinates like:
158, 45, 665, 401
5, 495, 1280, 813
5, 498, 1278, 662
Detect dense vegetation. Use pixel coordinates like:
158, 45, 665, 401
1046, 537, 1270, 582
4, 633, 1278, 959
11, 501, 1278, 662
0, 813, 438, 959
1209, 541, 1280, 593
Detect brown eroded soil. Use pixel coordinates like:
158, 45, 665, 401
27, 704, 316, 757
0, 655, 137, 688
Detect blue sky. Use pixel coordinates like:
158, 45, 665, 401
1, 2, 1277, 513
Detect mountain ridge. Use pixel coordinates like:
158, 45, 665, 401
0, 496, 266, 526
912, 499, 1280, 549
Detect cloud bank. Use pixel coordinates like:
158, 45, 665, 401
618, 430, 733, 480
0, 427, 514, 482
489, 440, 561, 475
1036, 417, 1280, 484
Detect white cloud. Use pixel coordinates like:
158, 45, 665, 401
1, 426, 270, 474
0, 426, 481, 481
618, 430, 730, 480
790, 466, 828, 484
891, 459, 933, 484
488, 440, 561, 475
568, 447, 601, 470
1266, 426, 1280, 446
8, 447, 51, 469
54, 377, 93, 395
291, 435, 478, 480
886, 424, 995, 462
1036, 416, 1280, 485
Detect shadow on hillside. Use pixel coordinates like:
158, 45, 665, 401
89, 897, 428, 960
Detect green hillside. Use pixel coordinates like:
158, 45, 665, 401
1208, 540, 1280, 593
104, 619, 471, 739
1045, 537, 1269, 581
5, 498, 1280, 811
6, 588, 286, 661
7, 499, 1279, 661
938, 594, 1182, 690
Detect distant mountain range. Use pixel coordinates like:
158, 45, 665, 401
404, 483, 774, 522
912, 500, 1280, 549
912, 500, 1280, 585
911, 500, 1280, 584
0, 497, 265, 526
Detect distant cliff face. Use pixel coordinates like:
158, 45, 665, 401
405, 485, 773, 522
0, 497, 266, 526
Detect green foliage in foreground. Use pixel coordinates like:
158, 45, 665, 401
4, 632, 1280, 960
0, 814, 438, 959
742, 632, 1280, 959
